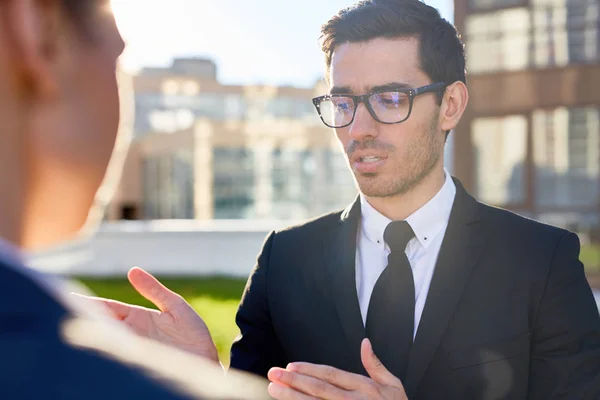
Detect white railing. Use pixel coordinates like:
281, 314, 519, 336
28, 220, 301, 278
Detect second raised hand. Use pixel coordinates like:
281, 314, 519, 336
267, 338, 408, 400
77, 267, 219, 362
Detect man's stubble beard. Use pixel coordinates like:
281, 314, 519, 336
351, 110, 443, 199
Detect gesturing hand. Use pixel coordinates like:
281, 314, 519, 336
267, 338, 408, 400
76, 267, 219, 362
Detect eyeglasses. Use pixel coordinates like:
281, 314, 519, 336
312, 82, 447, 128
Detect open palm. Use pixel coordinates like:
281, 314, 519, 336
81, 267, 219, 363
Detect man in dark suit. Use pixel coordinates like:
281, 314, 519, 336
90, 0, 600, 399
0, 0, 268, 398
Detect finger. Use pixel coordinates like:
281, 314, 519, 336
71, 293, 133, 319
361, 338, 404, 388
268, 381, 318, 400
286, 362, 369, 391
269, 368, 349, 399
127, 267, 183, 312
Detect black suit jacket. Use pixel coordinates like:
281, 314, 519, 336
0, 258, 268, 400
231, 178, 600, 399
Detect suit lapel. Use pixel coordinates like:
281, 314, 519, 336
323, 197, 366, 374
404, 179, 487, 397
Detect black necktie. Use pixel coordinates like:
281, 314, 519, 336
365, 220, 415, 381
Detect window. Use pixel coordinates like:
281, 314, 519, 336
469, 0, 526, 12
162, 79, 179, 95
322, 148, 357, 211
467, 0, 600, 73
267, 97, 295, 118
532, 6, 567, 67
143, 157, 160, 219
142, 150, 195, 219
224, 95, 246, 119
533, 107, 600, 208
466, 8, 530, 73
212, 148, 255, 219
472, 115, 528, 205
194, 93, 225, 119
134, 94, 166, 136
296, 99, 317, 122
532, 0, 599, 67
182, 80, 200, 96
148, 110, 188, 133
174, 109, 195, 130
565, 0, 599, 63
269, 147, 357, 219
163, 94, 195, 109
270, 147, 311, 219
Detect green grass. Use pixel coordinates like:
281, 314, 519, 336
77, 276, 247, 366
582, 244, 600, 273
75, 247, 600, 367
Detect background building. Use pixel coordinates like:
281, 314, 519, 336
453, 0, 600, 237
107, 58, 357, 221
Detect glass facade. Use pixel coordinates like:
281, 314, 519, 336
465, 7, 531, 73
270, 147, 310, 219
135, 89, 317, 136
461, 0, 600, 266
466, 0, 599, 73
533, 106, 600, 208
139, 142, 358, 221
268, 147, 357, 219
209, 146, 356, 220
212, 147, 256, 219
320, 148, 358, 214
142, 149, 195, 219
472, 115, 528, 205
472, 107, 600, 213
469, 0, 525, 11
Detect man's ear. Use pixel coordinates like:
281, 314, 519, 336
439, 81, 469, 133
5, 0, 64, 99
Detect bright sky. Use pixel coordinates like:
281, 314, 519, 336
111, 0, 453, 87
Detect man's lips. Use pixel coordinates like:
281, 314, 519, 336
350, 152, 389, 164
351, 153, 389, 173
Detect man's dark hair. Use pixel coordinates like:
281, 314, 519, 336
320, 0, 467, 102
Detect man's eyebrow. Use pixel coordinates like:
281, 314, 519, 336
329, 86, 352, 95
370, 82, 413, 92
329, 82, 413, 95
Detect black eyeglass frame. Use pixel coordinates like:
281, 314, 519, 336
311, 82, 447, 128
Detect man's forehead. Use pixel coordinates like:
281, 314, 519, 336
328, 38, 423, 94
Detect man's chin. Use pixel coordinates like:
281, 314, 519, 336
55, 192, 107, 248
24, 212, 91, 253
357, 183, 397, 199
356, 177, 412, 199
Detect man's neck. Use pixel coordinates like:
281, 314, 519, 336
0, 96, 26, 248
363, 168, 446, 221
0, 171, 25, 249
0, 221, 22, 250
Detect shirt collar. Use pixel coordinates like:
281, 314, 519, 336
360, 169, 457, 251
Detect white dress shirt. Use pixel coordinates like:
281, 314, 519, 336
355, 169, 456, 338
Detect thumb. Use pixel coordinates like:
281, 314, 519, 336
128, 267, 183, 312
361, 338, 404, 388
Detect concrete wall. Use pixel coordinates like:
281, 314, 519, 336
25, 221, 600, 309
27, 220, 301, 278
